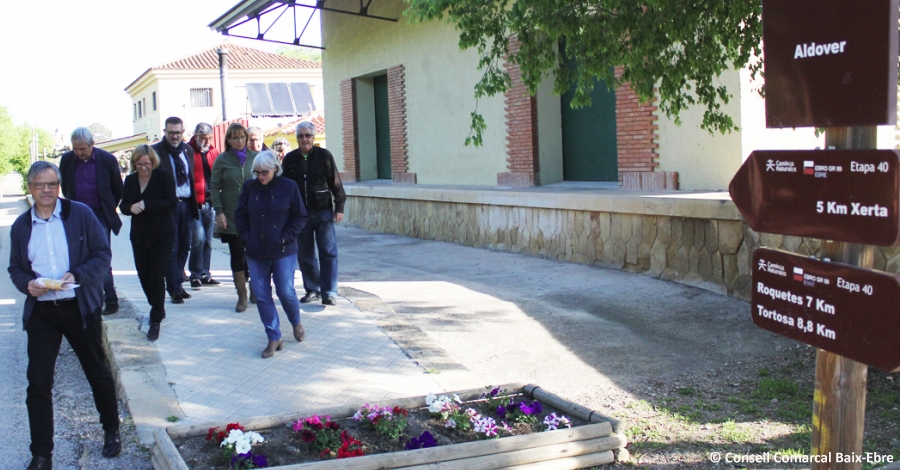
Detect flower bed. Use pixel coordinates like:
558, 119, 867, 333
152, 383, 627, 470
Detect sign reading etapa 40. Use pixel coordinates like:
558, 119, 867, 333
729, 150, 900, 246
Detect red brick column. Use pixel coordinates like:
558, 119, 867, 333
498, 38, 540, 187
614, 67, 675, 189
388, 65, 415, 183
340, 78, 360, 182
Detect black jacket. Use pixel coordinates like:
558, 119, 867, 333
151, 141, 199, 220
281, 146, 346, 213
120, 169, 177, 248
59, 147, 124, 235
234, 176, 308, 260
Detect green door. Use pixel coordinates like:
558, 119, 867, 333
374, 74, 392, 179
561, 60, 618, 181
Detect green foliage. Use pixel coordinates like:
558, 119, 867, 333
276, 45, 322, 63
405, 0, 762, 145
0, 106, 56, 187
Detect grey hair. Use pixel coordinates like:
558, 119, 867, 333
273, 137, 290, 147
247, 126, 263, 136
70, 127, 94, 146
27, 161, 62, 184
295, 121, 315, 136
252, 150, 283, 177
194, 122, 213, 135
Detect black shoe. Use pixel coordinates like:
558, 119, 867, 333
147, 322, 160, 341
171, 294, 184, 304
201, 277, 221, 286
322, 295, 337, 306
179, 291, 192, 300
27, 456, 52, 470
102, 429, 121, 458
300, 291, 321, 303
103, 303, 119, 315
190, 279, 202, 290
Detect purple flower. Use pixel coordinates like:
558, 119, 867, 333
533, 401, 543, 414
405, 431, 438, 450
489, 387, 500, 397
519, 401, 535, 415
252, 453, 269, 467
495, 405, 507, 419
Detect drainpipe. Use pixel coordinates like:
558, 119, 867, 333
217, 47, 229, 121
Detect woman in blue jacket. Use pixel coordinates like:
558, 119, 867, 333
234, 151, 309, 358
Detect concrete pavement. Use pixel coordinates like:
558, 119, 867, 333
103, 209, 794, 447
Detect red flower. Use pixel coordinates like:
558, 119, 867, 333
206, 427, 217, 442
393, 406, 409, 417
319, 448, 332, 459
216, 431, 227, 443
325, 421, 341, 431
300, 429, 317, 443
225, 422, 244, 432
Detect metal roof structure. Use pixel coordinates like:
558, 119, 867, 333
209, 0, 397, 49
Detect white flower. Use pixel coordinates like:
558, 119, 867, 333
248, 431, 264, 444
426, 393, 437, 405
235, 440, 251, 454
428, 401, 445, 413
453, 394, 462, 403
444, 418, 457, 428
473, 416, 497, 436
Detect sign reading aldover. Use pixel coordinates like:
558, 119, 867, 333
730, 150, 900, 245
762, 0, 899, 127
753, 248, 900, 372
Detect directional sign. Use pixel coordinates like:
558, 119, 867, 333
753, 248, 900, 372
729, 150, 900, 246
762, 0, 899, 128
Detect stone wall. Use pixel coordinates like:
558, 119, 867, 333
344, 192, 900, 301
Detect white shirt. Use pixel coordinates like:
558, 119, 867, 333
169, 150, 192, 198
28, 202, 76, 301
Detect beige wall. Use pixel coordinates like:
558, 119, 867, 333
536, 76, 564, 185
322, 0, 507, 184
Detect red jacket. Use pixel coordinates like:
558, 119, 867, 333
188, 135, 220, 205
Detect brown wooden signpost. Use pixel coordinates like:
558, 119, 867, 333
752, 247, 900, 373
736, 0, 900, 468
730, 150, 900, 245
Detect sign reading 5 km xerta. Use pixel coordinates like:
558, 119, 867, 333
752, 248, 900, 372
762, 0, 899, 128
729, 150, 900, 246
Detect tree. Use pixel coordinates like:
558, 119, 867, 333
86, 123, 113, 143
276, 45, 322, 63
0, 106, 28, 176
405, 0, 762, 146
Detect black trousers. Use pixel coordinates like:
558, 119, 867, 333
133, 236, 176, 323
26, 301, 119, 458
220, 233, 248, 273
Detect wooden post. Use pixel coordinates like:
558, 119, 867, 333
812, 127, 872, 469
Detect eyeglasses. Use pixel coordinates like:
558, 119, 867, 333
166, 131, 183, 136
135, 162, 153, 168
30, 182, 60, 190
298, 134, 314, 139
252, 170, 271, 176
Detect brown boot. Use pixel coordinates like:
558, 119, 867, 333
293, 323, 306, 342
233, 271, 248, 313
261, 339, 283, 359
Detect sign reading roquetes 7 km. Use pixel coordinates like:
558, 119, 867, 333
753, 248, 900, 372
729, 150, 900, 246
762, 0, 899, 128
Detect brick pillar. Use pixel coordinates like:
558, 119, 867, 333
498, 38, 540, 187
341, 78, 360, 182
615, 67, 676, 189
388, 65, 415, 183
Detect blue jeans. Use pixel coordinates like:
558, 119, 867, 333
189, 202, 215, 280
92, 209, 118, 307
247, 254, 301, 341
297, 209, 338, 297
165, 200, 193, 296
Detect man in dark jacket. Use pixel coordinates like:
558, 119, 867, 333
8, 162, 120, 470
151, 116, 198, 304
59, 127, 124, 314
187, 122, 221, 289
281, 121, 346, 306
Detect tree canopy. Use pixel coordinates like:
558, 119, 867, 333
405, 0, 763, 146
0, 105, 55, 186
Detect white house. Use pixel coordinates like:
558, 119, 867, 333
124, 43, 322, 142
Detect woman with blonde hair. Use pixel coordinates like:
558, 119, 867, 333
210, 123, 257, 312
120, 145, 177, 341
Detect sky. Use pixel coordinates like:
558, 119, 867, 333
0, 0, 321, 140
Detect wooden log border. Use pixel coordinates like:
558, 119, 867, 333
154, 383, 627, 470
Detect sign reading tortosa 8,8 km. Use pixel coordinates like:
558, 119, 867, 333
752, 248, 900, 372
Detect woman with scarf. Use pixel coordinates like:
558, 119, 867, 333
235, 150, 308, 358
210, 123, 257, 312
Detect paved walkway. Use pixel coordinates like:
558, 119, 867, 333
106, 217, 448, 442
